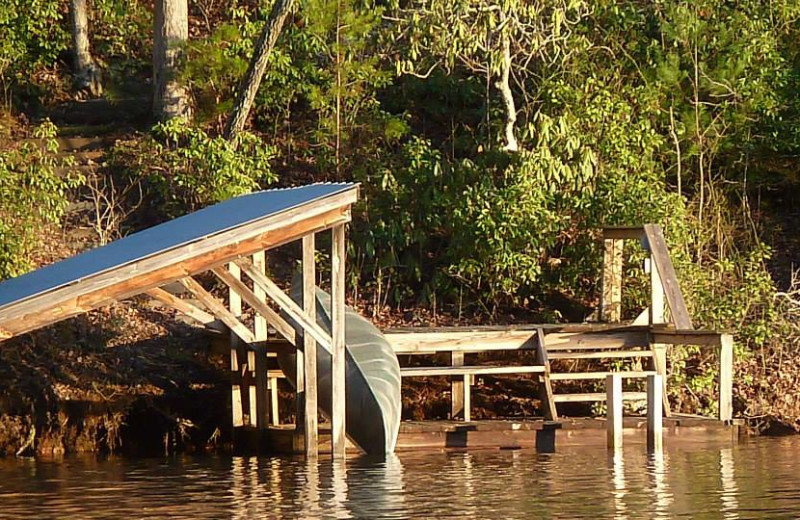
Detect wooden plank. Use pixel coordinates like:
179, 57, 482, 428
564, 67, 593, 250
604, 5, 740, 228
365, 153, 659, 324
302, 233, 318, 457
601, 238, 623, 322
330, 224, 347, 458
549, 371, 656, 381
606, 374, 623, 449
643, 224, 693, 330
230, 342, 244, 427
548, 350, 653, 360
650, 330, 723, 347
400, 365, 546, 377
247, 348, 258, 427
236, 258, 332, 350
386, 329, 649, 355
647, 374, 663, 451
0, 204, 353, 338
450, 351, 464, 420
178, 277, 255, 344
535, 328, 557, 421
144, 287, 224, 331
602, 226, 644, 240
269, 376, 280, 425
210, 266, 297, 346
719, 333, 733, 422
554, 391, 648, 403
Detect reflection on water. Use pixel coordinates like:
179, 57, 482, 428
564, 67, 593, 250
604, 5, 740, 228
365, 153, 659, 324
1, 437, 800, 518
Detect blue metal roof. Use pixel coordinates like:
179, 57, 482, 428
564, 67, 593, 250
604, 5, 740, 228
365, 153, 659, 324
0, 183, 356, 312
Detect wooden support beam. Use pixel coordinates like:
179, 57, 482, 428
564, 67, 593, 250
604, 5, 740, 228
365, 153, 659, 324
228, 263, 249, 428
178, 277, 255, 344
602, 226, 644, 240
649, 257, 666, 325
144, 287, 224, 332
719, 333, 733, 422
462, 374, 471, 422
647, 374, 663, 452
602, 238, 624, 322
302, 233, 319, 457
450, 351, 464, 419
210, 266, 296, 345
534, 329, 558, 421
330, 224, 346, 458
643, 224, 693, 330
268, 376, 280, 425
650, 330, 723, 347
606, 374, 623, 449
235, 258, 332, 350
252, 251, 269, 430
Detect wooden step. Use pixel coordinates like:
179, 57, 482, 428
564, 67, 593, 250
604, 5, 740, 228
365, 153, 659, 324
547, 350, 653, 360
400, 365, 545, 377
549, 371, 656, 381
553, 392, 648, 403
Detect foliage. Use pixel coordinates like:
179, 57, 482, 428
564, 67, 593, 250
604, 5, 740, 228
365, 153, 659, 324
107, 118, 277, 218
0, 121, 84, 279
0, 0, 69, 107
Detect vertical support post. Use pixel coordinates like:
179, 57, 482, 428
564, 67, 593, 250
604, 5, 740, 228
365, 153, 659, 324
606, 374, 623, 449
269, 376, 280, 425
450, 352, 464, 419
602, 238, 624, 322
252, 251, 268, 430
229, 262, 245, 427
248, 349, 258, 425
647, 374, 663, 452
534, 329, 558, 420
302, 233, 319, 457
331, 224, 347, 458
650, 343, 671, 418
649, 255, 665, 325
719, 334, 733, 422
462, 374, 471, 423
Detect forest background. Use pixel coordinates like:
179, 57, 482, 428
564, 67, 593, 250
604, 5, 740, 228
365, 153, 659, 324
1, 0, 799, 453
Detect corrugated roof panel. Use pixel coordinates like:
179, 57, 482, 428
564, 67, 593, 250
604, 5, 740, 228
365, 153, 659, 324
0, 183, 356, 311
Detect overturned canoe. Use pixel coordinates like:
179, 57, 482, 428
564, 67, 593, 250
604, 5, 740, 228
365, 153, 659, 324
278, 286, 401, 455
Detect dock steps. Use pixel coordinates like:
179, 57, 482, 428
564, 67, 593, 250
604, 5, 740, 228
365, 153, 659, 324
549, 370, 655, 381
553, 391, 648, 403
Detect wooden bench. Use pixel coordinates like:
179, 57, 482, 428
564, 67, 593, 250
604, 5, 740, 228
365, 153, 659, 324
400, 365, 547, 422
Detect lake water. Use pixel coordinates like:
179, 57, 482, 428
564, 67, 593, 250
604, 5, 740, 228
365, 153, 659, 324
2, 436, 799, 519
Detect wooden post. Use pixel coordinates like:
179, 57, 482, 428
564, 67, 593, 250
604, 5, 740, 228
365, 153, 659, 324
648, 256, 665, 325
651, 344, 671, 418
229, 263, 245, 428
719, 333, 733, 422
534, 329, 558, 420
606, 374, 623, 449
302, 233, 319, 457
602, 238, 624, 322
462, 374, 471, 422
451, 352, 464, 419
330, 224, 347, 458
647, 374, 663, 452
269, 376, 280, 425
252, 251, 268, 430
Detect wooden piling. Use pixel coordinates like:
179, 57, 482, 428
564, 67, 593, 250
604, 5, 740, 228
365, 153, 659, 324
719, 333, 733, 422
462, 374, 471, 422
451, 351, 464, 419
302, 233, 319, 457
606, 374, 623, 449
330, 224, 347, 458
229, 262, 245, 427
647, 374, 663, 452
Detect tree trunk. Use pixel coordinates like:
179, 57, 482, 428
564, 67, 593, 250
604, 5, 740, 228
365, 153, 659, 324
153, 0, 191, 121
224, 0, 295, 140
496, 34, 518, 152
70, 0, 102, 97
